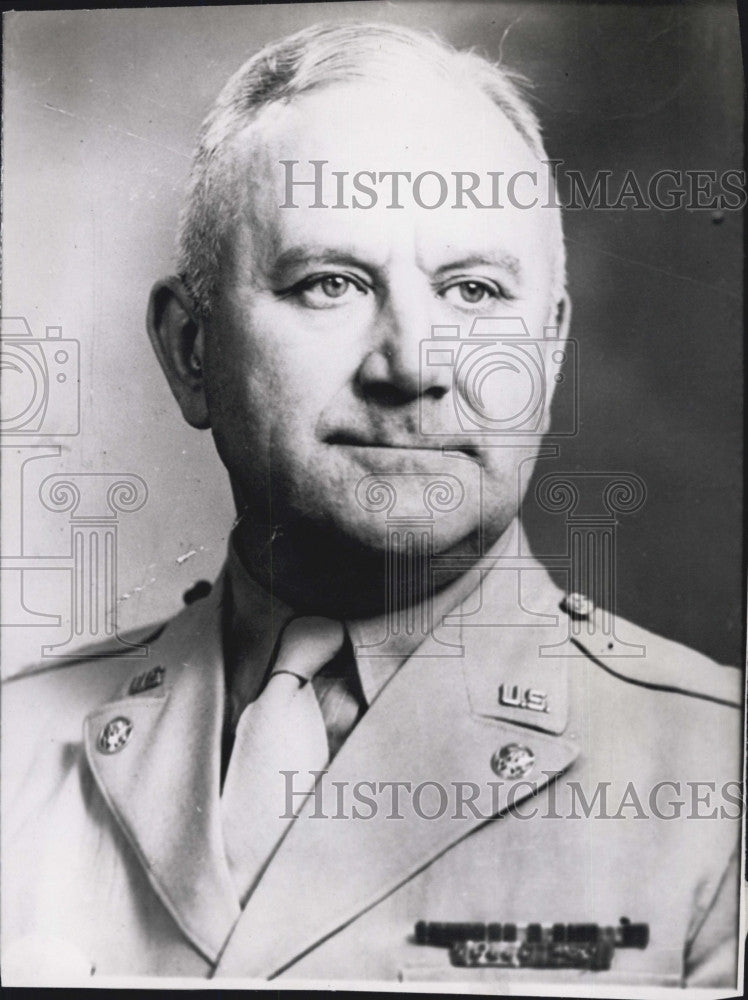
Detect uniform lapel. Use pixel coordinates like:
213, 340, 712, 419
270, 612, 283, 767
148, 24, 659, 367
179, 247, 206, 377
83, 577, 240, 963
213, 557, 579, 979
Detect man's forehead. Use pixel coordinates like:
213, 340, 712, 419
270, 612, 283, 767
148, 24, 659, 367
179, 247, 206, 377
222, 78, 555, 280
232, 187, 555, 288
239, 76, 541, 175
228, 175, 551, 284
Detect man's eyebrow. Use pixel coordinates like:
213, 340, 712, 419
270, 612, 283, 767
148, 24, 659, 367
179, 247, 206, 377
271, 246, 374, 273
268, 247, 523, 282
433, 254, 522, 279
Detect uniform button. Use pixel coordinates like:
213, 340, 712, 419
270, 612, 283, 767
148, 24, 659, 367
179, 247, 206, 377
563, 591, 594, 620
491, 742, 535, 779
97, 716, 133, 754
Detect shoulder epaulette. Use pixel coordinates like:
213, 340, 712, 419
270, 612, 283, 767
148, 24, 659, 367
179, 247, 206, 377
560, 593, 743, 708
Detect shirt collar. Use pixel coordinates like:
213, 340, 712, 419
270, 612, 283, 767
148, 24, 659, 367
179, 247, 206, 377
224, 538, 295, 728
348, 518, 519, 703
225, 520, 520, 714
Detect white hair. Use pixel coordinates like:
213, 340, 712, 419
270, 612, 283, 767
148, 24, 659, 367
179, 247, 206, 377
176, 21, 566, 318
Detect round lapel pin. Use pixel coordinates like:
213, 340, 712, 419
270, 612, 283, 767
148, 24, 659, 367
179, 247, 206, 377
97, 716, 133, 754
491, 742, 535, 779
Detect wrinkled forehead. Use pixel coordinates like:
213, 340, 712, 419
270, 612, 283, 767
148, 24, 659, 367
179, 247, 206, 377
221, 78, 558, 278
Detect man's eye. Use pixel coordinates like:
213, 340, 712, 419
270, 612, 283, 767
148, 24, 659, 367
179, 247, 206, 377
440, 279, 502, 308
293, 274, 369, 308
317, 275, 352, 298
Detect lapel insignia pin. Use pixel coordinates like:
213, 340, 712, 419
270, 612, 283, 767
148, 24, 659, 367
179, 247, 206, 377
97, 716, 133, 754
562, 592, 594, 620
498, 684, 548, 713
128, 666, 165, 696
491, 742, 535, 779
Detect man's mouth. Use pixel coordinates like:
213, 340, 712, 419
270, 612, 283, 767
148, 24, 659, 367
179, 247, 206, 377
325, 432, 480, 459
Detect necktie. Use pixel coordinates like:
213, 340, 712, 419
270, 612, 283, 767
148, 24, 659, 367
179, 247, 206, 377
220, 616, 344, 906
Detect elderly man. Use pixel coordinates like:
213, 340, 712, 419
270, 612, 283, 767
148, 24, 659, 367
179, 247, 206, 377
2, 22, 741, 988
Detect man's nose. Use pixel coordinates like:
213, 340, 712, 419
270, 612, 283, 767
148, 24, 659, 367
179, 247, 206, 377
356, 284, 451, 405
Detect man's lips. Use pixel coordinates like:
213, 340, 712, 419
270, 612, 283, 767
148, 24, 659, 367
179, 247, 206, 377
325, 432, 480, 458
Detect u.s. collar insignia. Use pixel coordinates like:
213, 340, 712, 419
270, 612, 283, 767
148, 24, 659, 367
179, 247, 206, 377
499, 683, 549, 713
128, 665, 165, 695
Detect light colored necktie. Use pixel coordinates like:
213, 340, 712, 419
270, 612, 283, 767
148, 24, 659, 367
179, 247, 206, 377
220, 616, 344, 906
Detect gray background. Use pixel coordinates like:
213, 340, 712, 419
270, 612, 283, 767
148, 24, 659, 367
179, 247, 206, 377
1, 0, 743, 671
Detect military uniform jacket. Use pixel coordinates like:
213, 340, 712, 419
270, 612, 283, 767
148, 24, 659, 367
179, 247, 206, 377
2, 552, 743, 988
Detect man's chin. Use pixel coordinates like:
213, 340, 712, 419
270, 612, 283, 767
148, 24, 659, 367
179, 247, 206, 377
235, 502, 496, 616
323, 508, 486, 556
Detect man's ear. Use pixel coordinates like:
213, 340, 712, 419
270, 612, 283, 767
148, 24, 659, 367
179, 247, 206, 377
542, 291, 572, 383
553, 292, 571, 342
146, 277, 210, 429
538, 291, 572, 435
